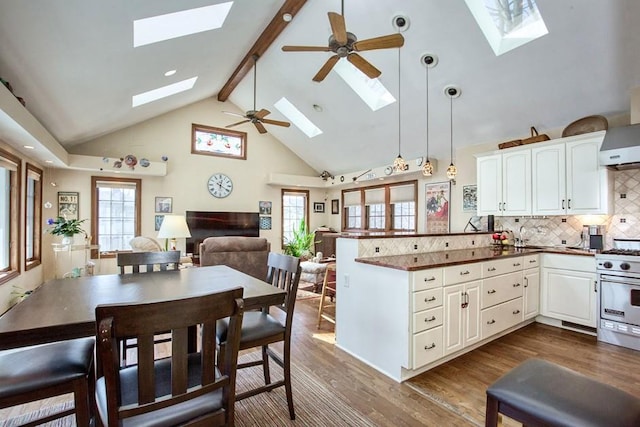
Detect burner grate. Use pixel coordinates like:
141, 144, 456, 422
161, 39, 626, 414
600, 249, 640, 256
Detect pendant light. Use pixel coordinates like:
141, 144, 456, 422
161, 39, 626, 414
444, 85, 461, 180
421, 54, 438, 177
393, 46, 406, 173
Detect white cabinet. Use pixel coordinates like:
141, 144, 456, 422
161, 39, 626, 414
523, 259, 540, 320
540, 254, 597, 327
532, 131, 610, 215
411, 268, 444, 369
443, 281, 481, 355
477, 150, 531, 216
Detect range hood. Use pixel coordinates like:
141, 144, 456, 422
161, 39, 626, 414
599, 123, 640, 170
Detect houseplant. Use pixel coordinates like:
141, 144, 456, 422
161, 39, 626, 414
47, 216, 87, 244
283, 219, 315, 260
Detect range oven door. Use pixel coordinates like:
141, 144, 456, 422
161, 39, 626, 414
600, 274, 640, 325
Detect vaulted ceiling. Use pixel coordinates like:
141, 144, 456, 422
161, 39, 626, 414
1, 0, 639, 176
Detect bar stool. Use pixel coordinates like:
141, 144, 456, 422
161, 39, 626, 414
317, 263, 336, 328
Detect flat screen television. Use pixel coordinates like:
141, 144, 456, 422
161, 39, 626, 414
186, 211, 260, 264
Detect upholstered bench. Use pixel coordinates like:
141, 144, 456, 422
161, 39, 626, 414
486, 358, 640, 427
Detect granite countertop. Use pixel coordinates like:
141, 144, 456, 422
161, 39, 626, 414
354, 246, 595, 271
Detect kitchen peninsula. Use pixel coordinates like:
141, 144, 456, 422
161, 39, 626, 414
335, 233, 595, 382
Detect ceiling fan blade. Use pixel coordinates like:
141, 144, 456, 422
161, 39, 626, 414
353, 33, 405, 51
328, 12, 347, 45
226, 119, 250, 128
282, 45, 332, 52
313, 55, 340, 82
254, 122, 268, 134
261, 118, 291, 127
255, 109, 270, 119
223, 111, 247, 118
347, 53, 381, 79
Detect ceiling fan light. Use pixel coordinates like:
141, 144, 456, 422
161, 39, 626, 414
446, 163, 458, 180
422, 160, 433, 177
393, 154, 406, 172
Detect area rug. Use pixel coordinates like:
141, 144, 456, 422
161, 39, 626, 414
296, 288, 321, 300
2, 352, 374, 427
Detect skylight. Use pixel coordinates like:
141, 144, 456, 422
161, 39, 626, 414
133, 2, 233, 47
132, 77, 198, 107
464, 0, 548, 56
274, 98, 323, 138
333, 59, 395, 111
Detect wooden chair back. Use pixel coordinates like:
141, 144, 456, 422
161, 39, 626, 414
265, 252, 301, 320
95, 288, 244, 427
116, 250, 180, 274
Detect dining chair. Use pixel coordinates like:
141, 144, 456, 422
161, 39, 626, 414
217, 252, 301, 420
116, 250, 180, 274
94, 288, 244, 427
116, 250, 181, 366
0, 337, 95, 426
317, 262, 337, 328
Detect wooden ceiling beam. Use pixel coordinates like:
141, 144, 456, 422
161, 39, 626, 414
217, 0, 308, 102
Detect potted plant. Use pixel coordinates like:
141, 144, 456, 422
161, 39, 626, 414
47, 216, 87, 244
283, 219, 315, 260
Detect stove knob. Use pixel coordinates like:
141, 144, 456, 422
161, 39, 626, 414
621, 262, 631, 271
603, 261, 613, 269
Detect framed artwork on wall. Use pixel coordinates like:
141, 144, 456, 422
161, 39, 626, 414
259, 201, 272, 215
313, 202, 325, 213
155, 197, 172, 213
462, 185, 478, 212
154, 215, 164, 231
58, 192, 79, 220
331, 199, 339, 214
425, 182, 451, 234
192, 123, 247, 160
259, 216, 272, 230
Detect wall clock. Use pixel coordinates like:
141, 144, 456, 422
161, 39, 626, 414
207, 173, 233, 198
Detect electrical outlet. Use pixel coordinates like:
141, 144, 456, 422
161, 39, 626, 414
375, 247, 380, 253
414, 244, 418, 250
445, 242, 449, 247
472, 240, 475, 245
344, 274, 350, 288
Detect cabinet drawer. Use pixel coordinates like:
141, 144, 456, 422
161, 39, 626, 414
412, 326, 444, 369
482, 257, 523, 278
413, 288, 443, 312
481, 298, 524, 340
481, 271, 524, 309
523, 254, 539, 269
444, 263, 481, 286
412, 268, 443, 292
413, 306, 444, 333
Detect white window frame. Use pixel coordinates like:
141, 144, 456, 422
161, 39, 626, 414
0, 147, 20, 284
281, 189, 309, 248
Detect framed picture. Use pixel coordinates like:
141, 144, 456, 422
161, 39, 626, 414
154, 215, 164, 231
313, 202, 325, 213
155, 197, 172, 213
259, 201, 272, 215
425, 182, 451, 234
57, 192, 79, 220
192, 123, 247, 160
463, 185, 478, 212
259, 216, 272, 230
331, 199, 339, 215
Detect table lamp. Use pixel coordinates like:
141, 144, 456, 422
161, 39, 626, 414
157, 215, 191, 251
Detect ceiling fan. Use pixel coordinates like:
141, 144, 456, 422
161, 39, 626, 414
281, 1, 404, 82
224, 55, 290, 134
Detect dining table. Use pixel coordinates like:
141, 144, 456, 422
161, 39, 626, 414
0, 265, 286, 351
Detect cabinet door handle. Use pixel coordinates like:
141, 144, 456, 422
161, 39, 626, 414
503, 202, 506, 211
594, 280, 598, 293
424, 276, 436, 282
460, 270, 470, 275
529, 259, 536, 264
568, 199, 571, 209
487, 267, 496, 272
513, 283, 521, 287
424, 343, 436, 350
487, 319, 496, 325
513, 262, 521, 267
487, 289, 497, 294
461, 291, 469, 308
425, 316, 436, 322
425, 296, 437, 302
562, 199, 565, 209
498, 202, 502, 211
524, 277, 529, 288
513, 309, 521, 315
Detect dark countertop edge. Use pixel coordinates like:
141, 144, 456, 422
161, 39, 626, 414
337, 232, 492, 239
354, 247, 595, 271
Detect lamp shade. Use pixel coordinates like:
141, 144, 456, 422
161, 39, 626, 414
157, 215, 191, 239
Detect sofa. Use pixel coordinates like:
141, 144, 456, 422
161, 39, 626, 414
199, 236, 270, 280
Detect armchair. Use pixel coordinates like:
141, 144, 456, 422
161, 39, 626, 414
199, 236, 270, 280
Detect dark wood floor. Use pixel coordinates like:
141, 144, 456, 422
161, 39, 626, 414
4, 294, 640, 426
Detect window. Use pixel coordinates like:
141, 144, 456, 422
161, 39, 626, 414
24, 163, 42, 270
343, 180, 417, 232
282, 189, 308, 246
91, 177, 141, 257
0, 147, 20, 284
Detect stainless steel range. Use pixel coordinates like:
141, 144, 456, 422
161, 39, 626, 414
596, 241, 640, 351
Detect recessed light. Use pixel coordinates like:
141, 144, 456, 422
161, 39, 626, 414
164, 69, 177, 77
23, 145, 34, 149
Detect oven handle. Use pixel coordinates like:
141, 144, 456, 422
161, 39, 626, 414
600, 274, 640, 287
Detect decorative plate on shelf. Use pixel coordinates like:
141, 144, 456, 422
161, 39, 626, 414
562, 115, 608, 137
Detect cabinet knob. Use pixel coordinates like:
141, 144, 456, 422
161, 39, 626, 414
487, 319, 496, 325
424, 316, 436, 322
513, 309, 521, 314
424, 276, 436, 282
513, 283, 521, 287
425, 296, 436, 302
487, 289, 497, 294
424, 343, 436, 350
